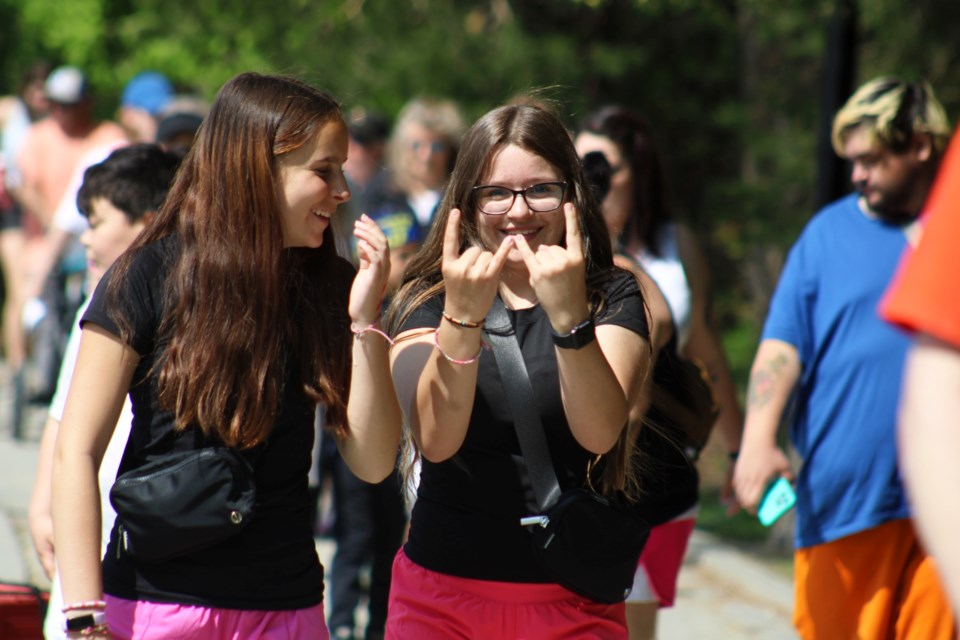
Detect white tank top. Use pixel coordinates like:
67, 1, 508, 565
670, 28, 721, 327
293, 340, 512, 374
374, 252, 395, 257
634, 223, 693, 350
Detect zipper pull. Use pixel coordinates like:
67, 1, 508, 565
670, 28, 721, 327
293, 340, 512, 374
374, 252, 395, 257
118, 524, 128, 559
520, 515, 549, 528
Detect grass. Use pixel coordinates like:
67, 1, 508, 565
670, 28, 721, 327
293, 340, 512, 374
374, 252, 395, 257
697, 485, 770, 544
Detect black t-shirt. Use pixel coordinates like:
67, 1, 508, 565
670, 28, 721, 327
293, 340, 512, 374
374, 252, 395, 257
400, 270, 649, 582
82, 235, 354, 610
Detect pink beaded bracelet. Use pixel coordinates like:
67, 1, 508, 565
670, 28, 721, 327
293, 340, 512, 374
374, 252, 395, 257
351, 322, 395, 346
62, 600, 107, 614
432, 328, 485, 365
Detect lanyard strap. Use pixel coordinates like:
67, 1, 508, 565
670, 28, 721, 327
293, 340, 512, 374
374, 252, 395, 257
484, 297, 561, 513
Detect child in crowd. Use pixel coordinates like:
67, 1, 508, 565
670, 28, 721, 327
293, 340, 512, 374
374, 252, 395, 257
27, 143, 181, 639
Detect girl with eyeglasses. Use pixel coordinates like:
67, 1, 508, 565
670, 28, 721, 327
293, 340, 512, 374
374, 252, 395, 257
384, 103, 654, 637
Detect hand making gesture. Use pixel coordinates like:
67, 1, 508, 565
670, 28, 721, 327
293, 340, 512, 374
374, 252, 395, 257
441, 209, 514, 323
512, 202, 590, 333
349, 214, 391, 326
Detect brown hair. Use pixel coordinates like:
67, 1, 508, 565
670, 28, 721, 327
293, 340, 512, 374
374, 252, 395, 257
387, 103, 649, 499
106, 72, 351, 448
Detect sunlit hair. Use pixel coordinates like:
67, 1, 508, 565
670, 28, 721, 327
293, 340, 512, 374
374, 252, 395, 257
387, 103, 649, 499
578, 106, 672, 258
387, 97, 465, 192
105, 72, 352, 448
832, 76, 951, 158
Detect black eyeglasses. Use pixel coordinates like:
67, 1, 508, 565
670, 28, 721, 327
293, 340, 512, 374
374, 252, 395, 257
472, 181, 567, 215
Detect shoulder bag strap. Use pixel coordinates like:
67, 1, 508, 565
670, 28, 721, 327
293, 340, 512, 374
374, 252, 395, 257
484, 296, 561, 513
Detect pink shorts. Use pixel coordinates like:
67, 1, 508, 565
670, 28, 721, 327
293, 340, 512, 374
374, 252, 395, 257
627, 515, 696, 607
104, 595, 328, 640
386, 549, 627, 639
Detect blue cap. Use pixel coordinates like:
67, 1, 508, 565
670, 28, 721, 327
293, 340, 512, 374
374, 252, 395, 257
121, 72, 174, 115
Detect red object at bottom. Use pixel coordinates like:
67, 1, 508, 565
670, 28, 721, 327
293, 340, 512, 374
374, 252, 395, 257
0, 582, 49, 640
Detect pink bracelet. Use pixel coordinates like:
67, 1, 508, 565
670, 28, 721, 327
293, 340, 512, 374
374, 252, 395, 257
62, 600, 107, 614
432, 328, 485, 365
351, 322, 395, 346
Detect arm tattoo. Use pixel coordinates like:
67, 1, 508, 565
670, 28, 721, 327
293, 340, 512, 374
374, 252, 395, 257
747, 353, 790, 409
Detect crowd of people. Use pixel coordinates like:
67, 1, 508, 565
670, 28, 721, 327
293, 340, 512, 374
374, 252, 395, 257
0, 61, 957, 640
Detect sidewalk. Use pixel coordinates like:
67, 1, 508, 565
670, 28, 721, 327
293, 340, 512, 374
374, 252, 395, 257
0, 437, 46, 588
660, 530, 796, 638
0, 435, 797, 638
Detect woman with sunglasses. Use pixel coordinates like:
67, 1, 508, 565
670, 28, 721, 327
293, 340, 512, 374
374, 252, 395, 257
384, 103, 653, 638
575, 106, 745, 640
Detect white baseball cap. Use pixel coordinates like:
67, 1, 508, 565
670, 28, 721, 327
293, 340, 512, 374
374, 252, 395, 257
44, 66, 89, 104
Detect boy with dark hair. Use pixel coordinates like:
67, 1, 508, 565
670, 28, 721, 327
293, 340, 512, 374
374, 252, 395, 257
28, 143, 179, 639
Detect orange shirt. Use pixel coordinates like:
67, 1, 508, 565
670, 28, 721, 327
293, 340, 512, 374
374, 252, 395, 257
882, 134, 960, 347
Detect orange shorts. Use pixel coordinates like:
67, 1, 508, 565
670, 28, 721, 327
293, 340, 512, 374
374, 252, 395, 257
793, 518, 956, 640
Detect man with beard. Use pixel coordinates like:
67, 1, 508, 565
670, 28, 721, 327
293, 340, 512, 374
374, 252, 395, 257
733, 77, 955, 640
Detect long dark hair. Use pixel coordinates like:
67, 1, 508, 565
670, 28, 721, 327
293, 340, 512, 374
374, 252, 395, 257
387, 103, 648, 498
388, 103, 615, 330
106, 72, 351, 448
579, 106, 672, 257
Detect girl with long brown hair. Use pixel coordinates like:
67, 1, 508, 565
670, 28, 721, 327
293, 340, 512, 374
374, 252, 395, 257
51, 72, 401, 639
384, 103, 652, 638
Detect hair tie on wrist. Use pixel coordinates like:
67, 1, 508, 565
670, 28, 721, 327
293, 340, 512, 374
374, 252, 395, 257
433, 328, 485, 365
351, 322, 395, 346
442, 311, 484, 329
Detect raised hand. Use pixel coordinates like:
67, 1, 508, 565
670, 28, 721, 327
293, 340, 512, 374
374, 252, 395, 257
349, 214, 391, 326
512, 203, 589, 333
441, 209, 514, 322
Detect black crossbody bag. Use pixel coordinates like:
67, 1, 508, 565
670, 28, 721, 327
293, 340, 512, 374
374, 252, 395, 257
484, 298, 650, 604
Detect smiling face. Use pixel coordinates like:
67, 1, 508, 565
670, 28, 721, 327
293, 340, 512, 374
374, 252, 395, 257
476, 144, 566, 267
275, 119, 351, 248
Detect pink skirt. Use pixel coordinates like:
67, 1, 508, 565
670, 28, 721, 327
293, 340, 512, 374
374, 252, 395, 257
386, 549, 627, 639
104, 595, 328, 640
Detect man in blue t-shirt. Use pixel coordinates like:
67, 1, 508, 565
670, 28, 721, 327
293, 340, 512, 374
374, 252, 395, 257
734, 77, 956, 639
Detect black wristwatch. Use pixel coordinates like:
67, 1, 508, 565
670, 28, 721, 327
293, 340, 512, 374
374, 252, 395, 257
552, 317, 596, 350
64, 611, 106, 632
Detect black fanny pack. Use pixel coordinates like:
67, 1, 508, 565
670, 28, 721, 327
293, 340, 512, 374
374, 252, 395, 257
109, 446, 257, 562
485, 299, 650, 604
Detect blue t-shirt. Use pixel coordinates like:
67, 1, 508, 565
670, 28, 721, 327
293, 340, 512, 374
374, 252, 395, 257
762, 194, 912, 548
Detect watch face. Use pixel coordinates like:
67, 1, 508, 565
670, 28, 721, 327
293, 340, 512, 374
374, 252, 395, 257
66, 612, 105, 632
